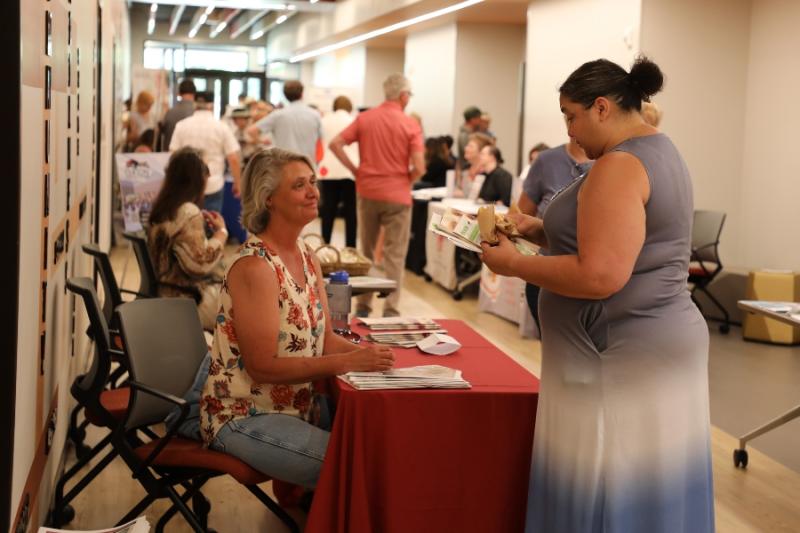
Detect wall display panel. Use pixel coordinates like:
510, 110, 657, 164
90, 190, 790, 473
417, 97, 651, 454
10, 0, 127, 530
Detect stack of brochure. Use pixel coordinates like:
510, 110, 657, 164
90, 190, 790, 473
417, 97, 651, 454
340, 365, 471, 390
39, 517, 150, 533
359, 318, 446, 348
365, 332, 438, 348
428, 207, 538, 255
358, 317, 443, 331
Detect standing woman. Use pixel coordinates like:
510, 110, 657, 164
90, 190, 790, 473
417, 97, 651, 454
480, 57, 714, 532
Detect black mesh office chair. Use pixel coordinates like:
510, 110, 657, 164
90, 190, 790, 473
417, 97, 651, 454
122, 231, 201, 303
689, 210, 731, 333
114, 297, 298, 532
50, 278, 131, 527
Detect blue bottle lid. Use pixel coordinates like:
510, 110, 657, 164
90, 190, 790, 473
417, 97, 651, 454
330, 270, 349, 283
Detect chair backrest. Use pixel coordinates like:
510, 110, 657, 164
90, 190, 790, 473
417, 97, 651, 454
82, 243, 123, 325
123, 231, 159, 297
691, 210, 726, 263
67, 277, 112, 400
117, 297, 208, 430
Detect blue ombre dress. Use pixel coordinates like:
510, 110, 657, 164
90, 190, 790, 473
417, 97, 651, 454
525, 133, 714, 533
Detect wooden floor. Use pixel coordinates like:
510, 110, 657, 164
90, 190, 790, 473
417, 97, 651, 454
60, 238, 800, 532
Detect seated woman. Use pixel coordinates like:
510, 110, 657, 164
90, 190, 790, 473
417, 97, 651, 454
416, 136, 455, 188
147, 147, 227, 330
456, 132, 495, 197
199, 147, 395, 489
477, 145, 513, 206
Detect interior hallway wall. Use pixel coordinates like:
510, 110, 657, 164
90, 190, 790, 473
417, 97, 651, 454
12, 0, 129, 530
405, 23, 458, 140
738, 0, 800, 270
640, 0, 751, 269
364, 47, 406, 108
524, 0, 641, 152
454, 22, 526, 173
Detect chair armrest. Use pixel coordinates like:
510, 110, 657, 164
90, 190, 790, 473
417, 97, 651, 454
127, 380, 189, 477
108, 348, 126, 359
120, 288, 149, 298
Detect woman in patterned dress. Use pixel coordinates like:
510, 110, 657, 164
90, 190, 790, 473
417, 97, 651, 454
199, 148, 395, 488
481, 57, 714, 532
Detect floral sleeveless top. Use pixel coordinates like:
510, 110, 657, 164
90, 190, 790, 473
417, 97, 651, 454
200, 235, 325, 444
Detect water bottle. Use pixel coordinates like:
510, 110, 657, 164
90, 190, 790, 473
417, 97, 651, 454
327, 270, 352, 336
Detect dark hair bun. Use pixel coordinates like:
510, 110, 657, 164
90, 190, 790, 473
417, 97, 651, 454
628, 56, 664, 100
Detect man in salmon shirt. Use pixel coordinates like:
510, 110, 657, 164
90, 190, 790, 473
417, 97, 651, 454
329, 73, 426, 317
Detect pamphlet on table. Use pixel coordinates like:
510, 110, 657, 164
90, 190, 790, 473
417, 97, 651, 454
39, 516, 150, 533
339, 365, 471, 390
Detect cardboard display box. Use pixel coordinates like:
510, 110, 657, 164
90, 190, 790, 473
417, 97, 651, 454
743, 270, 800, 345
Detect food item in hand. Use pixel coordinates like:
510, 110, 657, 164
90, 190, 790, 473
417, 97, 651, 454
477, 205, 498, 244
495, 214, 522, 238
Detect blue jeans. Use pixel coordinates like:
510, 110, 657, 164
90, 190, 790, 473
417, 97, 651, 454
203, 188, 224, 213
210, 413, 330, 489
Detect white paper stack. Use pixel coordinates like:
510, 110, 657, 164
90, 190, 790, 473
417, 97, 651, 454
39, 516, 150, 533
339, 365, 471, 390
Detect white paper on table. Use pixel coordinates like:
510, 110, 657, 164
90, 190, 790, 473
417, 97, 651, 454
416, 333, 462, 355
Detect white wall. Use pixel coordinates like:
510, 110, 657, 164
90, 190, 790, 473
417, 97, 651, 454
364, 47, 406, 108
14, 0, 128, 527
454, 22, 526, 172
738, 0, 800, 270
524, 0, 641, 151
405, 23, 458, 139
640, 0, 751, 268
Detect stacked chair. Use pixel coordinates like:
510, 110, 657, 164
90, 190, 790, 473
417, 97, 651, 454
50, 277, 132, 526
122, 231, 201, 303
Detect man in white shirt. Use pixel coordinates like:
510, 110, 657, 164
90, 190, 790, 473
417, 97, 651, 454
318, 95, 359, 247
247, 80, 321, 167
170, 92, 241, 213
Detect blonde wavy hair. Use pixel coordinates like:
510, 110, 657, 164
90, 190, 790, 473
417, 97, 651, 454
240, 148, 315, 234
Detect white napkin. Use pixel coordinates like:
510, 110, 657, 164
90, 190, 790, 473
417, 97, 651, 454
416, 333, 461, 356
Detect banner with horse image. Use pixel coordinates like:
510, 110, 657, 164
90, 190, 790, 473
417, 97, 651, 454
115, 152, 170, 231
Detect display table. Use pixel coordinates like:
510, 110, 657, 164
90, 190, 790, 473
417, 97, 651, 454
305, 319, 539, 533
478, 265, 539, 338
733, 300, 800, 468
424, 200, 507, 297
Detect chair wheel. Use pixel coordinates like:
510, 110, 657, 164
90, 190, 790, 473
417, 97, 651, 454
719, 323, 730, 334
50, 504, 75, 527
733, 448, 748, 468
452, 291, 463, 301
424, 274, 432, 282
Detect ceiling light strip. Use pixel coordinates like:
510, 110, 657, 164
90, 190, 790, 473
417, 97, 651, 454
289, 0, 485, 63
168, 4, 186, 35
147, 4, 158, 35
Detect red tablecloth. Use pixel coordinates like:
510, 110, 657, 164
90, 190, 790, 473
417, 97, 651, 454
305, 319, 540, 533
